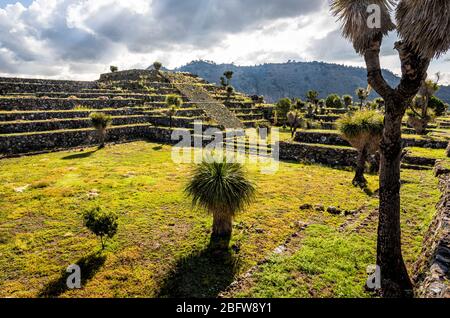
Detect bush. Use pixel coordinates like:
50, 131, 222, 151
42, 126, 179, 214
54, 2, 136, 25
110, 65, 118, 73
326, 94, 343, 108
83, 207, 118, 250
429, 96, 447, 116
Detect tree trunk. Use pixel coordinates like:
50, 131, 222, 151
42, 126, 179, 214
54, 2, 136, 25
210, 211, 232, 250
362, 37, 430, 298
446, 142, 450, 158
98, 129, 106, 148
353, 145, 368, 188
377, 101, 413, 298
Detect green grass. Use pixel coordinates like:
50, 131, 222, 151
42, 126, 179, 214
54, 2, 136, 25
406, 147, 447, 159
0, 141, 440, 298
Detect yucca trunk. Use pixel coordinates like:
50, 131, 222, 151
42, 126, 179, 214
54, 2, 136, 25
363, 37, 429, 297
98, 128, 106, 148
210, 211, 233, 250
353, 145, 368, 187
377, 102, 413, 297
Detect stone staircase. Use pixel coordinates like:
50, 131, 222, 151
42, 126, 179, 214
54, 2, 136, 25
162, 72, 245, 130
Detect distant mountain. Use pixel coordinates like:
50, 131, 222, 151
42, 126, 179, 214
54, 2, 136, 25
171, 60, 450, 104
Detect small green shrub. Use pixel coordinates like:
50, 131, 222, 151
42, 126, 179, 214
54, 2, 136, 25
83, 207, 118, 250
326, 94, 343, 109
110, 65, 118, 73
429, 96, 447, 116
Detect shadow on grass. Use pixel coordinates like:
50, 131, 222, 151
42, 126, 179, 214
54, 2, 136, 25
152, 145, 164, 151
39, 252, 106, 298
61, 149, 99, 160
156, 248, 240, 298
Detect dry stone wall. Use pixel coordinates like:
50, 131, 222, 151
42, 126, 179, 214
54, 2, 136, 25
414, 162, 450, 298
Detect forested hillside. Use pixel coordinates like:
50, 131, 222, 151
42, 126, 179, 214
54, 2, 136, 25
172, 60, 450, 104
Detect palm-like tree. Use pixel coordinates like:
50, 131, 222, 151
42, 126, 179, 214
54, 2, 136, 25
165, 95, 183, 129
343, 95, 353, 109
287, 110, 304, 137
356, 87, 369, 109
306, 90, 319, 108
338, 110, 384, 187
90, 112, 112, 148
223, 71, 234, 86
226, 86, 235, 102
331, 0, 450, 297
408, 75, 440, 134
185, 160, 256, 250
153, 61, 162, 71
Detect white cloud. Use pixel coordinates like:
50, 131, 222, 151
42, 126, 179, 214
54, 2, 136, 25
0, 0, 449, 84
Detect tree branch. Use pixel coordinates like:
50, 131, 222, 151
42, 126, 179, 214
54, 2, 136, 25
395, 41, 431, 102
364, 34, 395, 100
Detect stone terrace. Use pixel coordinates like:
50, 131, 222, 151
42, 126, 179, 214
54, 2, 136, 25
0, 70, 274, 156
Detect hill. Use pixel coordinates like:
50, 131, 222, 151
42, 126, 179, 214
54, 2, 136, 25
170, 60, 450, 104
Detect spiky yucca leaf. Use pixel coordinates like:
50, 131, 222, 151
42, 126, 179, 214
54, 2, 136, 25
90, 112, 112, 130
396, 0, 450, 59
331, 0, 396, 54
185, 160, 256, 217
337, 110, 384, 152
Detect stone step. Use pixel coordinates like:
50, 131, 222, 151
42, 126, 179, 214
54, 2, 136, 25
11, 92, 165, 101
0, 115, 149, 134
0, 124, 152, 156
147, 115, 220, 131
294, 131, 448, 149
235, 114, 265, 121
0, 82, 97, 94
401, 163, 433, 171
0, 108, 146, 121
0, 97, 191, 111
0, 97, 144, 111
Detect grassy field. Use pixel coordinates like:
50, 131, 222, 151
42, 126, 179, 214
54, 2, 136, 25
0, 141, 440, 298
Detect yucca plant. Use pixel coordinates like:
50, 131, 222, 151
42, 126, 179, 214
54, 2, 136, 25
338, 110, 384, 187
185, 160, 256, 250
275, 98, 292, 128
223, 71, 234, 86
153, 61, 162, 71
306, 90, 319, 108
355, 87, 369, 109
287, 110, 305, 137
331, 0, 450, 297
408, 76, 440, 134
165, 95, 183, 129
90, 112, 112, 148
226, 86, 235, 102
343, 95, 353, 109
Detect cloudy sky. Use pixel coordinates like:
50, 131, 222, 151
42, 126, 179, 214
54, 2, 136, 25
0, 0, 449, 83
